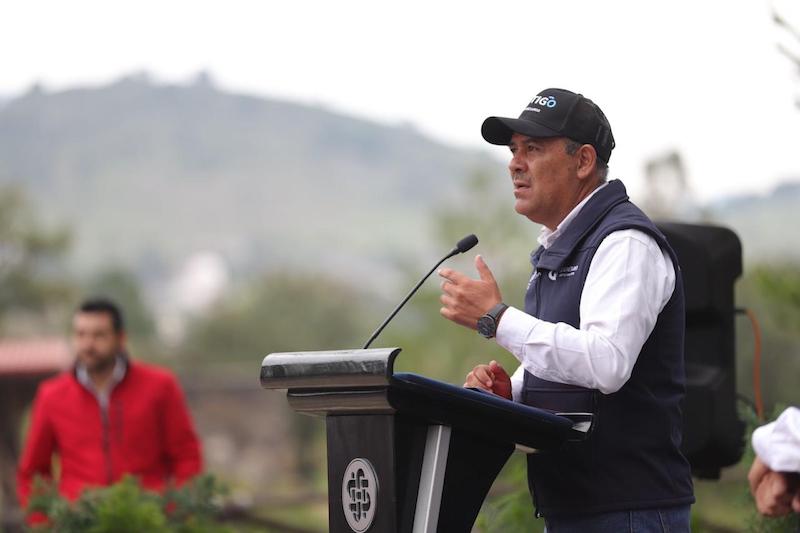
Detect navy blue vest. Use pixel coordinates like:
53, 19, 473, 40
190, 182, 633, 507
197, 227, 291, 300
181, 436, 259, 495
522, 180, 694, 517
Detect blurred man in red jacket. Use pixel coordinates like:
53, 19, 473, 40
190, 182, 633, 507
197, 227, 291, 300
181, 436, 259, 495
17, 298, 202, 511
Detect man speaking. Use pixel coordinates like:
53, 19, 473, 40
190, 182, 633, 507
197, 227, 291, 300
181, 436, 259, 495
438, 88, 694, 532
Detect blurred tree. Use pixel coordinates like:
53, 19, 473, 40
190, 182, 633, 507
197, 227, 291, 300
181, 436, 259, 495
751, 264, 800, 333
736, 264, 800, 412
180, 271, 369, 365
641, 151, 698, 221
83, 267, 157, 342
179, 271, 371, 482
0, 184, 74, 332
433, 168, 536, 287
773, 6, 800, 109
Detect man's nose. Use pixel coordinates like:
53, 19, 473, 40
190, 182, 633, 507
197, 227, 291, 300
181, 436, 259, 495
508, 153, 525, 174
76, 337, 94, 349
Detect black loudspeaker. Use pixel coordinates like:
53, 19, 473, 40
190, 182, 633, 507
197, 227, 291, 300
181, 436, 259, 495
657, 222, 746, 479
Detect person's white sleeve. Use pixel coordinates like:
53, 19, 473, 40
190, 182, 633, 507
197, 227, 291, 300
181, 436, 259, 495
752, 406, 800, 472
496, 229, 675, 394
510, 364, 524, 403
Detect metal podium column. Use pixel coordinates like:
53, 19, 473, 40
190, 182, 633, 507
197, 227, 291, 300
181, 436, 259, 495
413, 424, 451, 533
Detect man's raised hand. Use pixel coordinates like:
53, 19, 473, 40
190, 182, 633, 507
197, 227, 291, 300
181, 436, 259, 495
439, 255, 502, 329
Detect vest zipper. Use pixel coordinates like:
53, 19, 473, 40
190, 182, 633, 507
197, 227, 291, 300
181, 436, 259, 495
536, 268, 543, 312
533, 272, 543, 520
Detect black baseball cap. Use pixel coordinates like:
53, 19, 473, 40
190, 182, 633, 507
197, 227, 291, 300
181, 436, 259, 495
481, 88, 615, 163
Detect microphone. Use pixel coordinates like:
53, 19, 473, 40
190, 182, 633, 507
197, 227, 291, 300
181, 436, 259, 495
362, 234, 479, 349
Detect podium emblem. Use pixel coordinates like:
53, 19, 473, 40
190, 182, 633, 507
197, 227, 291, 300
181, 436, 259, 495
342, 458, 378, 532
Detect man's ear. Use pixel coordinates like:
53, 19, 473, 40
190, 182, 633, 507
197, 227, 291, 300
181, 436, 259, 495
576, 144, 598, 181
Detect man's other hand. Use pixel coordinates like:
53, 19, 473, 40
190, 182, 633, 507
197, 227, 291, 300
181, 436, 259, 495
464, 360, 512, 400
439, 255, 502, 330
749, 456, 800, 516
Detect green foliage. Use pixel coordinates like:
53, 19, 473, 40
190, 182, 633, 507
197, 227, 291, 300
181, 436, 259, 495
751, 264, 800, 333
433, 168, 538, 291
163, 471, 230, 533
475, 454, 543, 533
26, 474, 232, 533
180, 271, 370, 365
179, 271, 372, 483
736, 264, 800, 412
0, 184, 74, 330
88, 479, 168, 533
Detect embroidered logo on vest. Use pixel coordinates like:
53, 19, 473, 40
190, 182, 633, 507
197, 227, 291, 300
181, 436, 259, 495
546, 265, 579, 281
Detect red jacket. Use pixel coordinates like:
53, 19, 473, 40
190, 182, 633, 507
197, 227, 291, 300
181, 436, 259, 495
17, 359, 202, 509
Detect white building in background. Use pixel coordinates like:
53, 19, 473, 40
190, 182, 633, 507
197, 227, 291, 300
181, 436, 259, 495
157, 251, 230, 344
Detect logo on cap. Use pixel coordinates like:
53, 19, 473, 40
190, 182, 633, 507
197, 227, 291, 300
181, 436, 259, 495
527, 95, 558, 111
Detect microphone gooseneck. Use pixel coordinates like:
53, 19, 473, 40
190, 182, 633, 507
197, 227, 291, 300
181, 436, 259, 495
362, 234, 478, 349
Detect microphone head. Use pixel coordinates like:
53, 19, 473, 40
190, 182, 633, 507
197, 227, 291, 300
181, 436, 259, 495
456, 234, 479, 253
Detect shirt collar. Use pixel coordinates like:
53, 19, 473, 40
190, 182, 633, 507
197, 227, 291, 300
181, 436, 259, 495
537, 182, 609, 250
76, 354, 128, 408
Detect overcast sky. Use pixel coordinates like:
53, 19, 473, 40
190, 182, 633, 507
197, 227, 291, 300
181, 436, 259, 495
2, 0, 799, 202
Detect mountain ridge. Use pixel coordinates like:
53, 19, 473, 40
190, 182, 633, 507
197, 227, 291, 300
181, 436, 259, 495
0, 74, 501, 283
1, 73, 796, 292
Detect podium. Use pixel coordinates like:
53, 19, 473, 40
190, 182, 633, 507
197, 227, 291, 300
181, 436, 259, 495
261, 348, 583, 533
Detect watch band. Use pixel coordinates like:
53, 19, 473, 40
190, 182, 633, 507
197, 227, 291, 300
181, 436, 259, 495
477, 302, 509, 339
486, 302, 509, 322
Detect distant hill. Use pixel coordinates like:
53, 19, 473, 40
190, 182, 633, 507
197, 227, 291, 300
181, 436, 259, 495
0, 73, 501, 285
706, 181, 800, 265
1, 73, 795, 296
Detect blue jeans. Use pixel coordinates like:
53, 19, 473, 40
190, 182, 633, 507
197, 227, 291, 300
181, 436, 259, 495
543, 505, 691, 533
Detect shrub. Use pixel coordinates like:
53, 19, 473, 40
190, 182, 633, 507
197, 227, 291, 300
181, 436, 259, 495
26, 474, 232, 533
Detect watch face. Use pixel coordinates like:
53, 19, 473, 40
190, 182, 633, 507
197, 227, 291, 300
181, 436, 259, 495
477, 316, 495, 338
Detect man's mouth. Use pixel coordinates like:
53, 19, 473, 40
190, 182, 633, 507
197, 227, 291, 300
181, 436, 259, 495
511, 173, 530, 189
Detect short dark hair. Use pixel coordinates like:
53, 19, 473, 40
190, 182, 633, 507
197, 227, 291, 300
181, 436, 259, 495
77, 298, 125, 333
565, 138, 609, 182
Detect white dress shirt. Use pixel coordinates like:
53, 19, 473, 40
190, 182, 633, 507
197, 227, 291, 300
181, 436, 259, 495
752, 406, 800, 472
497, 183, 676, 399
